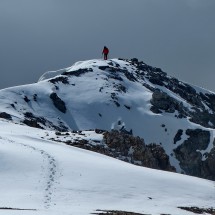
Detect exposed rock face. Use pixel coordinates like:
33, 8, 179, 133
103, 130, 175, 171
58, 130, 175, 172
150, 90, 188, 118
174, 129, 215, 180
22, 112, 68, 132
50, 93, 67, 113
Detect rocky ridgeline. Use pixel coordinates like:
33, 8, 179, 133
122, 58, 215, 129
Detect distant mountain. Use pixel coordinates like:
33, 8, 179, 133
0, 58, 215, 180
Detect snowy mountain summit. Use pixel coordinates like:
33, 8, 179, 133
0, 58, 215, 215
0, 58, 215, 181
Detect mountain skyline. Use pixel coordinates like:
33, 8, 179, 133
0, 0, 215, 92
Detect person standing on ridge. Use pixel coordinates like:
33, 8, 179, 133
102, 46, 109, 60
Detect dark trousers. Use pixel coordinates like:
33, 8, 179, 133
104, 54, 108, 60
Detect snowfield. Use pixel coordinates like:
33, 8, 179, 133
0, 58, 215, 214
0, 120, 214, 215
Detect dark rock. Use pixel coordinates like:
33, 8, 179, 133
50, 93, 67, 113
123, 70, 137, 82
114, 101, 120, 107
95, 129, 106, 134
99, 66, 109, 71
33, 94, 37, 102
174, 129, 183, 144
0, 112, 12, 120
24, 96, 30, 103
150, 90, 188, 116
23, 111, 68, 131
115, 84, 126, 93
149, 77, 164, 86
178, 206, 215, 215
124, 105, 131, 110
103, 130, 175, 172
130, 58, 139, 64
150, 106, 162, 114
93, 210, 146, 215
62, 68, 93, 76
23, 119, 44, 129
174, 129, 215, 180
49, 76, 69, 84
10, 104, 15, 109
58, 130, 175, 172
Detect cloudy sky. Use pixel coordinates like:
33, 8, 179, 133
0, 0, 215, 92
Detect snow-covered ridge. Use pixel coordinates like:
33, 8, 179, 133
0, 58, 215, 180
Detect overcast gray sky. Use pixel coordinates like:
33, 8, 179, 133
0, 0, 215, 92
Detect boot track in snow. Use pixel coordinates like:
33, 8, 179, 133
0, 136, 59, 209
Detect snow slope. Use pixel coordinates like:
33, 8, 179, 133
0, 120, 214, 215
0, 58, 215, 177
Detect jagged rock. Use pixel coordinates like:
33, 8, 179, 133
103, 130, 175, 171
50, 93, 67, 113
23, 119, 44, 129
148, 77, 164, 86
58, 130, 175, 172
150, 90, 177, 113
150, 90, 188, 117
49, 76, 69, 84
23, 112, 46, 129
62, 68, 93, 76
174, 129, 215, 180
23, 112, 68, 131
123, 70, 137, 82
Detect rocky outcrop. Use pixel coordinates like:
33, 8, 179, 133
56, 130, 175, 172
0, 112, 12, 120
174, 129, 183, 144
23, 112, 68, 131
174, 129, 215, 180
150, 89, 188, 118
103, 130, 175, 171
50, 93, 67, 113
